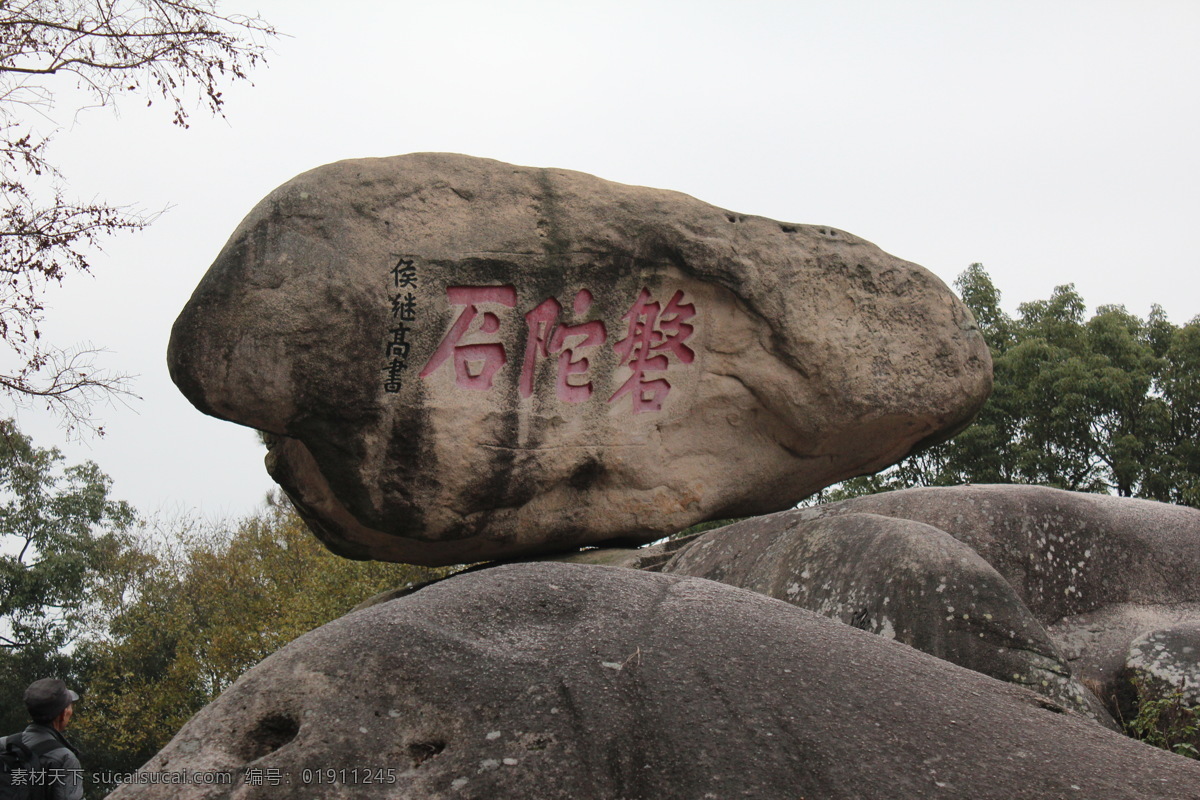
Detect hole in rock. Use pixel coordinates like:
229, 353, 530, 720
243, 713, 301, 761
407, 740, 446, 767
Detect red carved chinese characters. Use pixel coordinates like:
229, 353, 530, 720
520, 289, 607, 402
419, 286, 518, 390
608, 288, 696, 413
520, 296, 561, 398
418, 285, 696, 411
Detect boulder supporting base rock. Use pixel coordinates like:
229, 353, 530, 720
110, 564, 1199, 800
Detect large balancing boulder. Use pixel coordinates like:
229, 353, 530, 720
168, 153, 990, 565
108, 563, 1199, 800
661, 510, 1115, 726
808, 485, 1200, 709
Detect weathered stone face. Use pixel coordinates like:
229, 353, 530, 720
807, 485, 1200, 617
662, 510, 1115, 726
169, 153, 991, 565
1127, 623, 1200, 706
808, 485, 1200, 715
107, 564, 1200, 800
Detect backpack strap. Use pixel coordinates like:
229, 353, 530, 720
4, 734, 64, 761
3, 737, 28, 757
27, 740, 61, 759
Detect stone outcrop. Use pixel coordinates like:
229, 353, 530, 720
108, 564, 1200, 800
1126, 623, 1200, 707
661, 510, 1114, 725
168, 153, 990, 565
805, 485, 1200, 713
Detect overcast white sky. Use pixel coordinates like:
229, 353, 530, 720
10, 0, 1200, 522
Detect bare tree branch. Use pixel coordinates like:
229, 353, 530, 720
1, 343, 139, 436
0, 1, 277, 432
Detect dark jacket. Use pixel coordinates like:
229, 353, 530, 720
2, 724, 83, 800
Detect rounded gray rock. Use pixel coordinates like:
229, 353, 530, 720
808, 484, 1200, 713
662, 510, 1114, 725
109, 563, 1199, 800
1127, 623, 1200, 706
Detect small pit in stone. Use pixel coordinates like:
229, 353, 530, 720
407, 740, 446, 767
242, 713, 300, 761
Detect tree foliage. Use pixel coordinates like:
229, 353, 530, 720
0, 419, 448, 794
0, 0, 275, 431
72, 498, 451, 786
822, 265, 1200, 506
0, 418, 135, 650
0, 417, 135, 735
1125, 676, 1200, 760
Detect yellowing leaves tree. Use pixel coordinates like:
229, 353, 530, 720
74, 499, 450, 789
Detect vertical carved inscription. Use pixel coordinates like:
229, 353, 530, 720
382, 258, 418, 393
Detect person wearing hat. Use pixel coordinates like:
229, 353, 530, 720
1, 678, 84, 800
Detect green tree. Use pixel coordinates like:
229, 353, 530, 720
0, 0, 276, 430
1157, 319, 1200, 505
0, 418, 135, 734
820, 265, 1200, 506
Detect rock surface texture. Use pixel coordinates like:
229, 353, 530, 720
806, 484, 1200, 713
168, 153, 991, 565
661, 510, 1115, 725
1127, 623, 1200, 706
108, 564, 1200, 800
